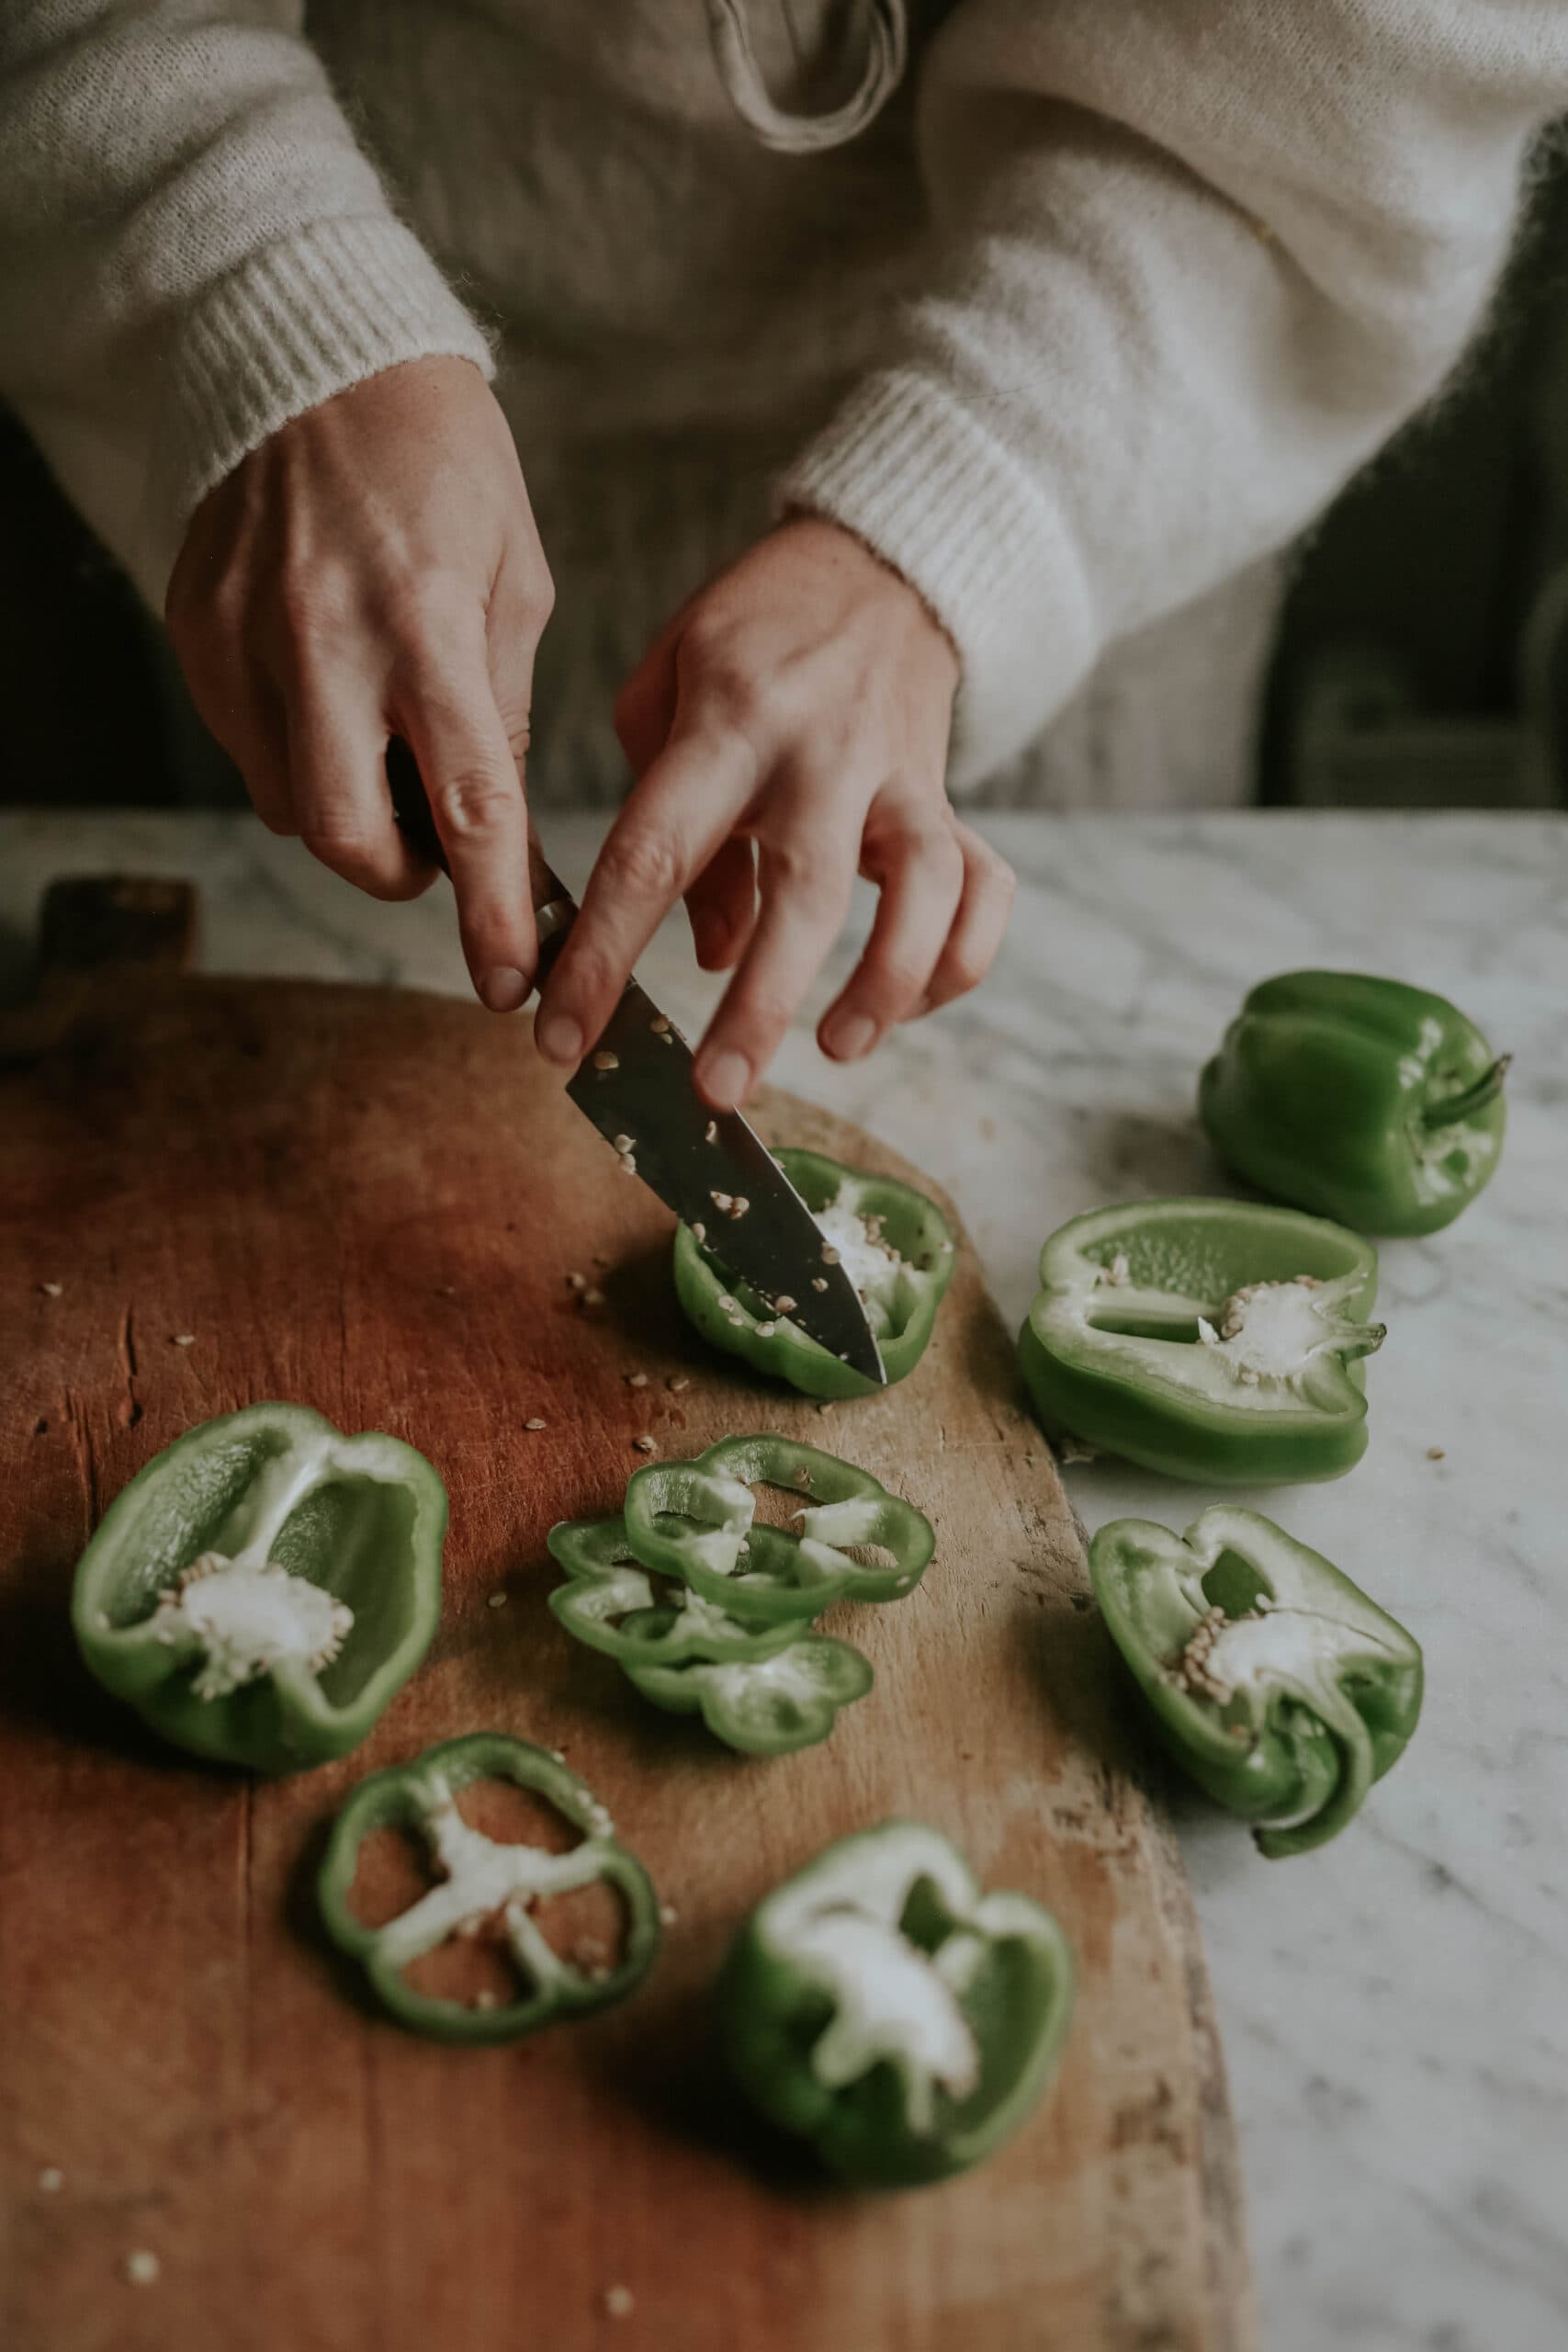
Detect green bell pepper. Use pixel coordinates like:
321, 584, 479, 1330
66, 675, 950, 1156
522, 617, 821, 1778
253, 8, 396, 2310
71, 1402, 446, 1773
317, 1732, 660, 2043
1089, 1507, 1423, 1858
1199, 969, 1509, 1237
621, 1435, 936, 1627
624, 1633, 874, 1755
547, 1514, 802, 1663
673, 1147, 955, 1399
719, 1819, 1074, 2188
1019, 1198, 1385, 1484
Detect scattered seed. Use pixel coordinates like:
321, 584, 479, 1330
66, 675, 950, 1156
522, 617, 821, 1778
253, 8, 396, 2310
474, 1991, 500, 2011
1427, 1445, 1446, 1462
123, 2251, 160, 2288
666, 1375, 690, 1393
625, 1371, 649, 1389
487, 1592, 508, 1611
817, 1402, 833, 1416
525, 1417, 548, 1432
1058, 1436, 1100, 1466
705, 1120, 718, 1145
632, 1435, 657, 1454
171, 1334, 196, 1348
819, 1244, 840, 1266
591, 1050, 619, 1072
604, 2284, 636, 2319
691, 1221, 707, 1245
613, 1135, 635, 1154
659, 1903, 679, 1927
810, 1277, 828, 1293
566, 1271, 588, 1293
38, 1282, 62, 1298
38, 2167, 62, 2193
582, 1287, 605, 1308
774, 1295, 795, 1313
438, 1282, 457, 1298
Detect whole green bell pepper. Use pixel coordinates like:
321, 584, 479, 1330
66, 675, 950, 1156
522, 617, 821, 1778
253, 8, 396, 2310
1199, 969, 1509, 1237
719, 1819, 1074, 2188
317, 1732, 661, 2043
624, 1633, 874, 1755
1089, 1507, 1423, 1858
547, 1514, 802, 1663
621, 1434, 936, 1626
673, 1147, 956, 1399
72, 1402, 446, 1773
1019, 1198, 1384, 1484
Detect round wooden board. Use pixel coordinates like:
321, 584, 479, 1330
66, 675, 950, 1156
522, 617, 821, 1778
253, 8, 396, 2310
0, 899, 1252, 2352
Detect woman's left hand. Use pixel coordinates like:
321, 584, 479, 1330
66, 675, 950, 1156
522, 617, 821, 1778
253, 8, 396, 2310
533, 514, 1015, 1109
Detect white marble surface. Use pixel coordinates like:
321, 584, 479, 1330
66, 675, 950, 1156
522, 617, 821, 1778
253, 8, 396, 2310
4, 808, 1565, 2351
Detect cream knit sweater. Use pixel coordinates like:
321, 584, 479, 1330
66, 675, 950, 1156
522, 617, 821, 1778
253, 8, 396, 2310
3, 2, 1567, 806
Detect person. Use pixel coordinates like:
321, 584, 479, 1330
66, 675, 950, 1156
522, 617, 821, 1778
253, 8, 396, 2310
3, 3, 1565, 1110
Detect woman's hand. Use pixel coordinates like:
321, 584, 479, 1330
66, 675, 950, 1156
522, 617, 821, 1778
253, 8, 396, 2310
165, 356, 554, 1012
535, 515, 1015, 1108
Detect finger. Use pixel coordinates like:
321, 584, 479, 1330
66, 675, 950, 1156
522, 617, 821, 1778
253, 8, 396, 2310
614, 628, 681, 779
909, 823, 1017, 1016
393, 632, 537, 1008
685, 835, 757, 970
288, 684, 434, 901
817, 807, 964, 1061
174, 632, 297, 835
486, 537, 552, 791
694, 812, 858, 1109
535, 724, 758, 1066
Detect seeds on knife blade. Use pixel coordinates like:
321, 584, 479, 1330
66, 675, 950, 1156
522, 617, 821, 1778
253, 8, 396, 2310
613, 1135, 634, 1154
774, 1295, 795, 1313
691, 1221, 706, 1245
811, 1277, 828, 1293
705, 1120, 717, 1144
819, 1245, 840, 1266
710, 1191, 733, 1212
591, 1050, 619, 1072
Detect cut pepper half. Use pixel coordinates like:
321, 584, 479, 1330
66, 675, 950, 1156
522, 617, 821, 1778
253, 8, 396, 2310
71, 1402, 447, 1773
720, 1819, 1074, 2188
1199, 968, 1509, 1237
1019, 1198, 1385, 1484
1089, 1506, 1423, 1858
621, 1435, 935, 1627
625, 1633, 874, 1755
673, 1147, 956, 1399
317, 1733, 660, 2043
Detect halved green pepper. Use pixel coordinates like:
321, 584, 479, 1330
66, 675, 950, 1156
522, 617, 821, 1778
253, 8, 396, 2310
621, 1435, 936, 1626
1089, 1507, 1423, 1858
317, 1732, 660, 2043
719, 1819, 1074, 2188
71, 1402, 446, 1773
625, 1634, 874, 1755
1019, 1199, 1385, 1484
673, 1147, 956, 1399
1200, 969, 1509, 1237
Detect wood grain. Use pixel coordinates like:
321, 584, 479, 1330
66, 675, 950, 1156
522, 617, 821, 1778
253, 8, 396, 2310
0, 895, 1253, 2352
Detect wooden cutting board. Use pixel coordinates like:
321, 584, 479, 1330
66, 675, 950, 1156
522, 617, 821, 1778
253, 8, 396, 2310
0, 878, 1252, 2352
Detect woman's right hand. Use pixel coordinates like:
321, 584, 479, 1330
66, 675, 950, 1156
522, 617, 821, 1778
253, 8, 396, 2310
165, 356, 554, 1012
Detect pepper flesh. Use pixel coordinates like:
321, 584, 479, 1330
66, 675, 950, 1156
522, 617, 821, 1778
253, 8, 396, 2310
1019, 1198, 1384, 1484
1200, 969, 1508, 1237
621, 1434, 935, 1626
1089, 1506, 1423, 1857
547, 1515, 801, 1664
71, 1402, 446, 1773
673, 1148, 955, 1399
317, 1733, 660, 2042
719, 1819, 1074, 2187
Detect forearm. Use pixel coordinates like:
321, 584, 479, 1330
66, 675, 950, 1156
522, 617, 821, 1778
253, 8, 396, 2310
0, 0, 491, 601
784, 0, 1568, 783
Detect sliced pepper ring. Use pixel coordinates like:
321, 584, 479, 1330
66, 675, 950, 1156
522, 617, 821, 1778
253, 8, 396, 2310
719, 1818, 1075, 2188
673, 1147, 956, 1399
71, 1402, 447, 1774
1020, 1197, 1384, 1484
624, 1634, 874, 1755
622, 1435, 936, 1627
1089, 1506, 1423, 1858
547, 1515, 803, 1664
317, 1732, 661, 2043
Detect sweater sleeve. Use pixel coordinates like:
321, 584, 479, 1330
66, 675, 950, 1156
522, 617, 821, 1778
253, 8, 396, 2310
780, 0, 1568, 787
0, 0, 494, 606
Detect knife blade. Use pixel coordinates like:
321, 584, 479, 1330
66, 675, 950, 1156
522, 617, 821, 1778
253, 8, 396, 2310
385, 743, 886, 1384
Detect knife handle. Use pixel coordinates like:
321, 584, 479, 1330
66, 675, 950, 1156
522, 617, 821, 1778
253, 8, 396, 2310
385, 738, 574, 955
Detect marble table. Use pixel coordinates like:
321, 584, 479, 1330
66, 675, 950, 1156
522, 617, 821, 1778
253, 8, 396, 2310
4, 809, 1564, 2352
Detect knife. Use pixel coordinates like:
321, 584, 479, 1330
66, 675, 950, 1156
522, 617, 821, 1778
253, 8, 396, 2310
385, 742, 886, 1384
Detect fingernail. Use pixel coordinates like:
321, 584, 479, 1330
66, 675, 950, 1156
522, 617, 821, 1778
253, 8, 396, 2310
536, 1012, 583, 1067
824, 1011, 876, 1061
700, 1048, 750, 1108
479, 966, 531, 1014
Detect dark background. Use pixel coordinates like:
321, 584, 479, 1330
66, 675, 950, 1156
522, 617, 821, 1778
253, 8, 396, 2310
5, 156, 1567, 818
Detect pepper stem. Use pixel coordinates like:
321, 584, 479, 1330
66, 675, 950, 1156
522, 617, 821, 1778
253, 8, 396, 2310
1421, 1054, 1511, 1131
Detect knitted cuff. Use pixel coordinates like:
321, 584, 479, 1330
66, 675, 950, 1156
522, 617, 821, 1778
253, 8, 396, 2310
777, 368, 1098, 788
143, 212, 495, 599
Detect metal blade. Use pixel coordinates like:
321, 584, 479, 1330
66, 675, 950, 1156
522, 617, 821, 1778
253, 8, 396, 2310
566, 981, 886, 1385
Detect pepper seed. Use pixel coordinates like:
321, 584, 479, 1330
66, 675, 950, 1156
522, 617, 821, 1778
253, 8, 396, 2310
666, 1375, 690, 1393
487, 1592, 508, 1611
38, 2167, 62, 2193
525, 1417, 548, 1431
811, 1277, 828, 1293
604, 2285, 636, 2319
122, 2251, 160, 2288
591, 1050, 619, 1072
38, 1282, 62, 1298
691, 1221, 706, 1245
705, 1120, 718, 1145
625, 1371, 649, 1388
632, 1435, 657, 1454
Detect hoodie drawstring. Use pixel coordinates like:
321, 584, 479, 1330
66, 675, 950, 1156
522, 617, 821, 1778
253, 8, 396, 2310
704, 0, 908, 153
